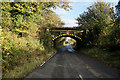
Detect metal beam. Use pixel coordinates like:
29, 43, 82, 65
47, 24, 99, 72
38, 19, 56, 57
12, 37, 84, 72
50, 30, 83, 32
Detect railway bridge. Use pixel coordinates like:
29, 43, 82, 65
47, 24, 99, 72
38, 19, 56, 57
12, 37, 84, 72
47, 27, 86, 49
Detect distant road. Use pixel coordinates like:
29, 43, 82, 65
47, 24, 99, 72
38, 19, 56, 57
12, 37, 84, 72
24, 46, 120, 79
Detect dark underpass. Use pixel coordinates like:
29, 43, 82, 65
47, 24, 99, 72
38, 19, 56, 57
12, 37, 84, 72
52, 34, 82, 49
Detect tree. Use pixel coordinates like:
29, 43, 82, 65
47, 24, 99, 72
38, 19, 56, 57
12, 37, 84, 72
76, 2, 115, 49
115, 0, 120, 18
43, 12, 64, 27
1, 2, 71, 37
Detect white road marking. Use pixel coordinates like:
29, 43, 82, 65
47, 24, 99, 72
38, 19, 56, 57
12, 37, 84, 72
40, 52, 57, 67
40, 62, 45, 67
79, 74, 84, 80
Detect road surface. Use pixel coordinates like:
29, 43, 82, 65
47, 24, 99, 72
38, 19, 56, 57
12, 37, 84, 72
24, 46, 120, 79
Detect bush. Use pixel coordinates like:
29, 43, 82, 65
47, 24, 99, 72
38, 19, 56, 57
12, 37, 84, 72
2, 29, 45, 73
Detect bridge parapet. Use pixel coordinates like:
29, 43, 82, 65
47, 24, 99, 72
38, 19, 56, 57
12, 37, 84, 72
48, 27, 84, 38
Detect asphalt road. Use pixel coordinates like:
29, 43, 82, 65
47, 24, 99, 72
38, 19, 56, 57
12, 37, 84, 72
24, 46, 120, 79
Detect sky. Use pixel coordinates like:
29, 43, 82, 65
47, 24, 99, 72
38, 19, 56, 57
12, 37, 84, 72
53, 0, 119, 27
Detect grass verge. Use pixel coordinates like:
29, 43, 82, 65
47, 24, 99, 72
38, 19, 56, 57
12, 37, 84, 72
79, 48, 120, 70
2, 49, 56, 78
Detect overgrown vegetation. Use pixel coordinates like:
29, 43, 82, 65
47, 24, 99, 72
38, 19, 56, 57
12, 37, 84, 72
79, 48, 120, 69
1, 2, 71, 78
54, 37, 66, 49
76, 1, 120, 69
68, 38, 76, 48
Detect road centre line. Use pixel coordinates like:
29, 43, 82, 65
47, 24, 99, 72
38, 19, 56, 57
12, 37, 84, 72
79, 74, 84, 80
